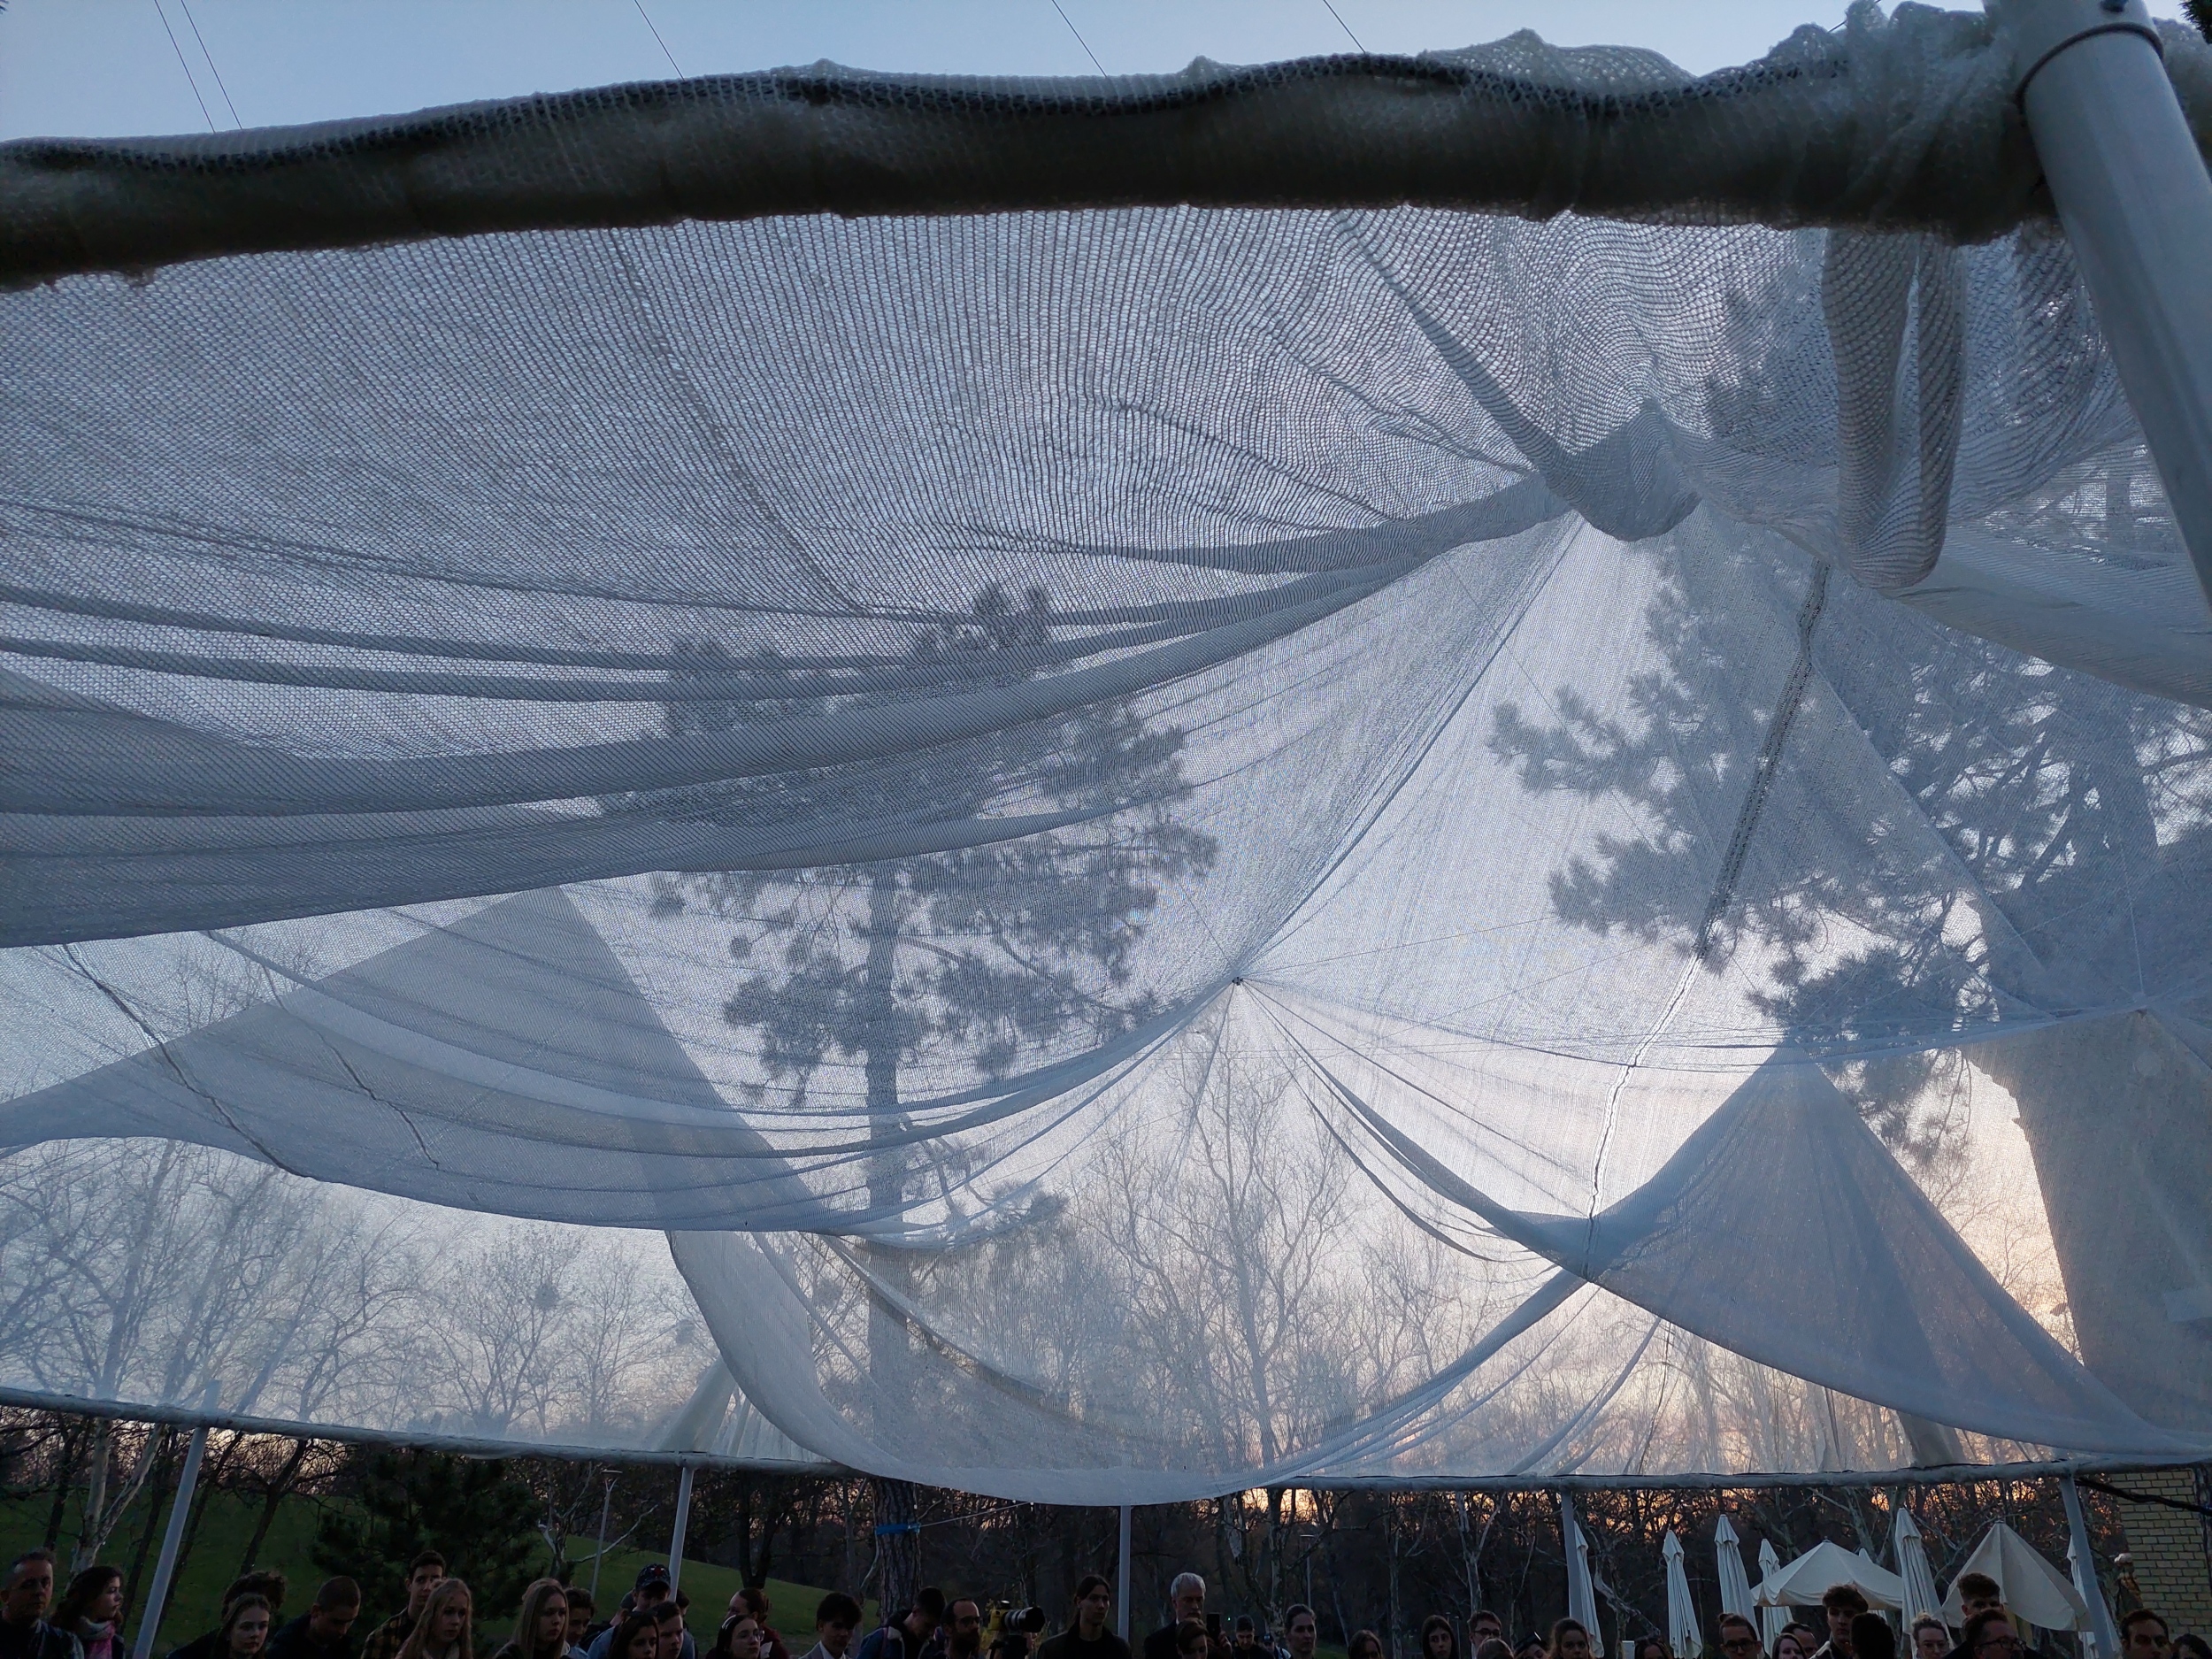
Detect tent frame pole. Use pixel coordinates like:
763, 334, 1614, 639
668, 1463, 696, 1594
2061, 1475, 2124, 1659
129, 1420, 211, 1659
2004, 0, 2212, 604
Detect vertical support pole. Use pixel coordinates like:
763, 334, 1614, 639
1118, 1505, 1133, 1638
131, 1421, 210, 1659
2061, 1476, 2123, 1659
668, 1463, 696, 1595
2007, 0, 2212, 605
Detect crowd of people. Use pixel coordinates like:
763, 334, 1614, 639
0, 1545, 2202, 1659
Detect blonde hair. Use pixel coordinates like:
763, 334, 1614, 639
397, 1578, 474, 1659
514, 1581, 571, 1659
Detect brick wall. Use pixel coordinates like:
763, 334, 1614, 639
2116, 1467, 2212, 1639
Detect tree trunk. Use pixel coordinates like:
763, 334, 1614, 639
44, 1416, 87, 1551
872, 1479, 919, 1626
237, 1440, 311, 1576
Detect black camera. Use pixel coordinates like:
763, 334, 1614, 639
1004, 1611, 1047, 1636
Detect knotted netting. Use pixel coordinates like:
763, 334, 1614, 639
3, 1, 2211, 1499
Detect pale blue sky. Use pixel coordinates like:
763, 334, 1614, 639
2, 0, 2126, 142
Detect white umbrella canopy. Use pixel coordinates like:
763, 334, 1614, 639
1939, 1524, 2090, 1632
1755, 1540, 1907, 1611
1757, 1544, 1788, 1648
1893, 1508, 1943, 1624
1666, 1529, 1703, 1656
1716, 1517, 1756, 1621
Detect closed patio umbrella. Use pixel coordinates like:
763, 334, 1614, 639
1893, 1508, 1941, 1626
1716, 1517, 1755, 1623
1666, 1529, 1702, 1656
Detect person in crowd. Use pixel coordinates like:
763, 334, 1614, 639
603, 1614, 659, 1659
54, 1568, 122, 1659
1717, 1615, 1762, 1659
565, 1596, 597, 1656
1471, 1618, 1504, 1654
801, 1597, 862, 1659
1958, 1612, 2018, 1659
491, 1581, 573, 1659
1473, 1643, 1512, 1659
362, 1554, 448, 1659
265, 1579, 363, 1659
1632, 1639, 1670, 1659
1347, 1633, 1382, 1659
712, 1614, 764, 1659
588, 1576, 691, 1659
1509, 1638, 1541, 1659
1281, 1609, 1317, 1659
219, 1597, 274, 1659
1814, 1589, 1867, 1659
859, 1593, 942, 1659
1230, 1623, 1258, 1659
1171, 1627, 1207, 1659
1545, 1620, 1591, 1659
920, 1600, 982, 1659
2120, 1611, 2170, 1659
1848, 1613, 1893, 1659
736, 1595, 788, 1659
1144, 1582, 1207, 1659
1777, 1626, 1819, 1659
394, 1582, 471, 1659
3, 1550, 85, 1659
1420, 1617, 1460, 1659
1908, 1617, 1948, 1659
177, 1578, 294, 1659
652, 1602, 692, 1659
1037, 1578, 1125, 1659
2167, 1634, 2207, 1659
1954, 1582, 2001, 1629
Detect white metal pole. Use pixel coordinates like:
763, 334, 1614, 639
1118, 1505, 1133, 1638
2007, 0, 2212, 603
131, 1424, 211, 1659
2060, 1476, 2123, 1659
667, 1463, 696, 1594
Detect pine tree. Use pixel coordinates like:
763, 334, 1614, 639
313, 1446, 543, 1620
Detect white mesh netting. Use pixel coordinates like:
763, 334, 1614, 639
3, 6, 2211, 1499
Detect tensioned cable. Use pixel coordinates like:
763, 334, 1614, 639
175, 0, 242, 127
147, 0, 218, 134
1046, 0, 1108, 77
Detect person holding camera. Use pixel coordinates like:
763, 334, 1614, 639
1036, 1580, 1125, 1659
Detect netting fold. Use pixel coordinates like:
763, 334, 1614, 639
4, 11, 2212, 1494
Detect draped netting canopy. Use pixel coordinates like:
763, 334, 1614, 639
4, 1, 2212, 1502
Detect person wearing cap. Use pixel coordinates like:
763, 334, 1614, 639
586, 1573, 692, 1659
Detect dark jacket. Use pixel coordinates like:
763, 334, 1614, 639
1038, 1632, 1131, 1659
267, 1617, 356, 1659
2, 1621, 86, 1659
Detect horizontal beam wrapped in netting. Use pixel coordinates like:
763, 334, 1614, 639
5, 6, 2212, 285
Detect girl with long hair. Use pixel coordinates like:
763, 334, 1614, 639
710, 1616, 763, 1659
221, 1597, 274, 1659
56, 1567, 125, 1659
1421, 1618, 1461, 1659
1348, 1634, 1383, 1659
1546, 1621, 1592, 1659
396, 1581, 474, 1659
608, 1611, 661, 1659
494, 1582, 574, 1659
